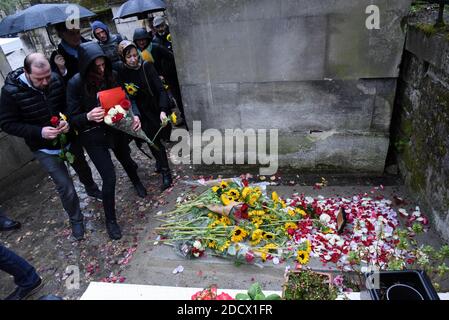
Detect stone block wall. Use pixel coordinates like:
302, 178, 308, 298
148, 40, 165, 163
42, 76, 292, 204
166, 0, 412, 173
392, 24, 449, 241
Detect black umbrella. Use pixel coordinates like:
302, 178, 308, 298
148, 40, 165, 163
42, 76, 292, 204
0, 4, 96, 37
114, 0, 166, 20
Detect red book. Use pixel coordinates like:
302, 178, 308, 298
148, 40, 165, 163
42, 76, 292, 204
97, 87, 127, 113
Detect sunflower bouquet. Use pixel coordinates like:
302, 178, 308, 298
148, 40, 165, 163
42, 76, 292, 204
156, 178, 315, 265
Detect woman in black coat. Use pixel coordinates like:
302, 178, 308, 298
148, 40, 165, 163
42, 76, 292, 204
116, 40, 173, 191
66, 42, 148, 240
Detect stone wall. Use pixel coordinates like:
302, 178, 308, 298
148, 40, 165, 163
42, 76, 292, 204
392, 24, 449, 241
166, 0, 412, 173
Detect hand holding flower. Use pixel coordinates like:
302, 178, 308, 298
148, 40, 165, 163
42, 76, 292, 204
160, 111, 168, 126
41, 127, 60, 140
87, 107, 105, 123
57, 120, 70, 134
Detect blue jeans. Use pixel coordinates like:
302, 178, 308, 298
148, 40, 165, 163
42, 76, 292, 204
33, 151, 83, 224
0, 244, 39, 288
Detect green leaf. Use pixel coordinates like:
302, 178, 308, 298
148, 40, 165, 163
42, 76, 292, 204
52, 139, 58, 146
65, 152, 75, 164
254, 293, 266, 300
59, 133, 67, 146
235, 293, 250, 300
248, 282, 262, 300
265, 294, 282, 300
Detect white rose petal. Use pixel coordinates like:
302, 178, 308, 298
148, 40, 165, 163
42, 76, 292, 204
104, 115, 112, 125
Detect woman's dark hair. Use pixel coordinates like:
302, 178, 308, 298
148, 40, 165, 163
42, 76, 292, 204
83, 57, 117, 97
123, 45, 137, 59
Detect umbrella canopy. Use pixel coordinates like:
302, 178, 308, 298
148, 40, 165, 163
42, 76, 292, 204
114, 0, 166, 20
0, 4, 96, 37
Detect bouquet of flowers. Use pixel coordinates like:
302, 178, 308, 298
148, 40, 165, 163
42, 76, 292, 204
98, 87, 157, 148
175, 240, 206, 259
50, 113, 74, 164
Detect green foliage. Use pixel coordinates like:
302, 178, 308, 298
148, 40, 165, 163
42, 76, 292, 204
235, 283, 281, 301
283, 270, 338, 300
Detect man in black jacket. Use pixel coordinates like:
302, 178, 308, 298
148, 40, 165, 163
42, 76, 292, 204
0, 53, 85, 240
48, 23, 101, 200
91, 20, 123, 71
150, 18, 186, 128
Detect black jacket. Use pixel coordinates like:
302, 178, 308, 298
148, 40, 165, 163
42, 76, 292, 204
0, 68, 67, 152
49, 38, 89, 83
66, 42, 140, 146
117, 61, 170, 137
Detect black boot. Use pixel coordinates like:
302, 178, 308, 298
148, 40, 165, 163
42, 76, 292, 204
132, 180, 147, 198
161, 170, 173, 191
71, 221, 85, 241
106, 220, 122, 240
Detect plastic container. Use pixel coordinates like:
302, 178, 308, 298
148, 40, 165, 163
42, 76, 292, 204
362, 270, 440, 300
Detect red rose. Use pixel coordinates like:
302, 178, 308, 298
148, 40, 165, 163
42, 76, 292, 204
242, 179, 249, 187
112, 113, 125, 123
119, 99, 131, 110
50, 116, 60, 127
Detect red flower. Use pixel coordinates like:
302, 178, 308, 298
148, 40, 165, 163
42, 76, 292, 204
217, 293, 234, 300
112, 113, 125, 123
119, 99, 131, 110
50, 116, 60, 127
242, 179, 249, 187
245, 251, 255, 263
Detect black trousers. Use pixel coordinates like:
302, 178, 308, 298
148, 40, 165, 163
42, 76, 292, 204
69, 138, 97, 191
81, 128, 141, 221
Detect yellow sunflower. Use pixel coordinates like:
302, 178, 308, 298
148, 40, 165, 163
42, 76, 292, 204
248, 193, 260, 206
262, 231, 275, 240
125, 83, 139, 96
264, 243, 278, 251
295, 208, 307, 217
251, 217, 263, 228
220, 216, 232, 226
208, 240, 217, 249
288, 209, 296, 217
221, 193, 233, 206
170, 112, 177, 125
219, 181, 228, 189
250, 229, 264, 245
284, 222, 297, 231
241, 187, 251, 201
272, 191, 279, 203
231, 227, 248, 243
212, 186, 220, 193
226, 189, 240, 201
249, 210, 265, 217
296, 250, 310, 265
